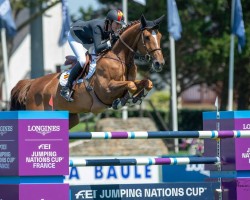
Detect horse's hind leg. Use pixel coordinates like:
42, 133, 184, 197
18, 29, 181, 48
69, 113, 79, 129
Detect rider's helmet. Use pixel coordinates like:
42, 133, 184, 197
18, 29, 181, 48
106, 9, 125, 26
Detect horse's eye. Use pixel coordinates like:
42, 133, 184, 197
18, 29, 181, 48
145, 36, 150, 41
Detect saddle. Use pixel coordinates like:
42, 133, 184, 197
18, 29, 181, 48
62, 54, 109, 112
64, 54, 91, 77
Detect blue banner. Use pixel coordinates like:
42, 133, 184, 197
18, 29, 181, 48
58, 0, 71, 46
162, 164, 210, 182
167, 0, 182, 40
232, 0, 246, 52
70, 182, 219, 200
0, 0, 16, 36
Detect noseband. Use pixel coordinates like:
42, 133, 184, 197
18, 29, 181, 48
118, 30, 162, 62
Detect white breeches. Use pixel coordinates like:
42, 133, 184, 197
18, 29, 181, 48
68, 32, 88, 67
68, 32, 97, 79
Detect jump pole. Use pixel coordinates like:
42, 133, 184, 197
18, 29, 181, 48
69, 130, 250, 139
69, 156, 220, 167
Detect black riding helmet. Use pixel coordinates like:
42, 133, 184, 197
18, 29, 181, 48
106, 9, 125, 26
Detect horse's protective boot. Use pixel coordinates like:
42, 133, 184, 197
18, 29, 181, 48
60, 61, 83, 102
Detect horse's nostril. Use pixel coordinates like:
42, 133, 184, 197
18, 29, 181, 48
152, 61, 163, 72
154, 61, 160, 68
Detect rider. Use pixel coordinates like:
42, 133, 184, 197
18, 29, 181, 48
60, 9, 125, 102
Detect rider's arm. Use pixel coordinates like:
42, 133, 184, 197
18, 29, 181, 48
92, 26, 111, 54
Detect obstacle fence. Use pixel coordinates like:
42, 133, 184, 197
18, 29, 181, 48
1, 111, 250, 200
69, 156, 220, 167
69, 130, 250, 139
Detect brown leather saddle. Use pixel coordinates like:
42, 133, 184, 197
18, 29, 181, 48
64, 54, 109, 112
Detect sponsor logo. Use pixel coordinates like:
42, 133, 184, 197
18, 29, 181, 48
243, 124, 250, 130
241, 147, 250, 164
27, 125, 60, 136
0, 126, 13, 136
75, 190, 97, 199
185, 164, 210, 176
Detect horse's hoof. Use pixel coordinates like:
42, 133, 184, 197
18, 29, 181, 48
135, 99, 142, 105
132, 97, 139, 104
112, 99, 121, 110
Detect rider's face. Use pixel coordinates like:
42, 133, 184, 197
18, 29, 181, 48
111, 21, 122, 32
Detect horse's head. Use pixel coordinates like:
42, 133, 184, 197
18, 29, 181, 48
138, 15, 165, 72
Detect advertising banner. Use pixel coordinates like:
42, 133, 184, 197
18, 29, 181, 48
65, 157, 160, 185
70, 182, 219, 200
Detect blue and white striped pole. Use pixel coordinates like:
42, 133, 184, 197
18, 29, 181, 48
69, 130, 250, 140
69, 156, 220, 167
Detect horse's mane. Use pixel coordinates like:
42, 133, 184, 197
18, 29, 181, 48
118, 20, 140, 35
99, 20, 141, 56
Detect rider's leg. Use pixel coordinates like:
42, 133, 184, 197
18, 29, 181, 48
60, 32, 88, 102
85, 49, 97, 80
60, 61, 82, 101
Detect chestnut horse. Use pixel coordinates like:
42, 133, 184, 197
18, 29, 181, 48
10, 15, 165, 129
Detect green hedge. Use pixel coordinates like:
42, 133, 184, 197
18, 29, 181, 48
177, 109, 204, 131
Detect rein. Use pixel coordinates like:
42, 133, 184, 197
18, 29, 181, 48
99, 27, 162, 66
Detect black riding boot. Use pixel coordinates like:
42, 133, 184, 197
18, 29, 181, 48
60, 61, 83, 102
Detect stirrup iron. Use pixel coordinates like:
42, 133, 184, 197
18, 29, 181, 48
60, 87, 74, 102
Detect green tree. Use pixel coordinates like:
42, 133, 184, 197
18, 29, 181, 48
177, 0, 250, 110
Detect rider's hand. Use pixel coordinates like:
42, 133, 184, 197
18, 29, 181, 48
111, 32, 119, 40
98, 40, 112, 53
110, 33, 119, 45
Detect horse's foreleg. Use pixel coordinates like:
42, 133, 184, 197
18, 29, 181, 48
108, 80, 138, 110
108, 80, 138, 95
133, 79, 153, 94
127, 79, 153, 105
110, 79, 155, 109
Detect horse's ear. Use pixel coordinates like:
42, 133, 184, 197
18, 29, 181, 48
154, 15, 165, 26
140, 14, 147, 30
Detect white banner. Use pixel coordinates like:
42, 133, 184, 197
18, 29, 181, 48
65, 157, 160, 185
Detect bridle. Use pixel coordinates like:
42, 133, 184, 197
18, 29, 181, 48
118, 29, 162, 63
99, 27, 162, 69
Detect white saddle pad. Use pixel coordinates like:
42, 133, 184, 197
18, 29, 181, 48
59, 51, 97, 86
59, 70, 84, 87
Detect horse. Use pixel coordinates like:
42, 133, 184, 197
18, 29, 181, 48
10, 15, 165, 129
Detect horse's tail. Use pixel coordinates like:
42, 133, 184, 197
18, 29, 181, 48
10, 79, 33, 110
